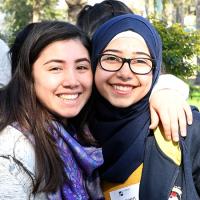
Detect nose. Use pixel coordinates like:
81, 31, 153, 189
62, 68, 79, 88
116, 61, 133, 81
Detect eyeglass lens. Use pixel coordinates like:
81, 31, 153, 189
100, 54, 153, 74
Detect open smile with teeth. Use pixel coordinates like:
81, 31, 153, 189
113, 85, 133, 92
58, 94, 79, 101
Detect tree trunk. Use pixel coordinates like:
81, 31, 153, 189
145, 0, 150, 16
176, 0, 184, 25
196, 0, 200, 29
154, 0, 163, 18
65, 0, 87, 23
195, 0, 200, 84
32, 0, 41, 22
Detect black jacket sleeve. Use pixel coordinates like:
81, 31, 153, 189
187, 107, 200, 196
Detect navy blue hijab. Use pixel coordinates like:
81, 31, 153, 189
90, 14, 162, 182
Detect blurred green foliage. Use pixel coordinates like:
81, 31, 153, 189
0, 0, 66, 45
152, 18, 200, 79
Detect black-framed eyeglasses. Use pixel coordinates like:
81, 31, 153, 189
98, 54, 154, 75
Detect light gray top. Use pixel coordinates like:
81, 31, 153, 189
0, 39, 11, 87
0, 125, 47, 199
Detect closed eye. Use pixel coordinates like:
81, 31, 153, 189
135, 58, 148, 63
76, 65, 89, 70
101, 55, 121, 63
132, 58, 152, 66
49, 66, 62, 71
76, 63, 91, 71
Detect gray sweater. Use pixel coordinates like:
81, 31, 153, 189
0, 126, 47, 200
0, 39, 11, 87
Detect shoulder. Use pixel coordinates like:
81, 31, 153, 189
191, 106, 200, 122
185, 106, 200, 146
0, 125, 36, 174
187, 106, 200, 137
0, 126, 42, 199
0, 157, 47, 200
0, 39, 9, 52
0, 39, 11, 86
0, 39, 9, 60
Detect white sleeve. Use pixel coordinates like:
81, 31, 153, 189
0, 156, 33, 200
152, 74, 189, 100
0, 39, 11, 87
0, 126, 47, 200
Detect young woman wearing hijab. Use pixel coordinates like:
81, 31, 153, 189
0, 21, 104, 199
77, 0, 192, 142
89, 13, 200, 200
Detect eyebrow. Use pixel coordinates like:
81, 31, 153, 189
135, 52, 151, 58
103, 49, 120, 54
43, 59, 64, 65
75, 58, 91, 64
102, 49, 151, 58
43, 58, 91, 65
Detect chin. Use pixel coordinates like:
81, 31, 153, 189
58, 110, 81, 118
110, 101, 134, 108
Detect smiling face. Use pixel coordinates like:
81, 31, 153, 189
33, 39, 93, 118
95, 34, 153, 108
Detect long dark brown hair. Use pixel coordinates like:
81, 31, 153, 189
0, 21, 92, 194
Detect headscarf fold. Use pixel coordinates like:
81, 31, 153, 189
90, 14, 162, 182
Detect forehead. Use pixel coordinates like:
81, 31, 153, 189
42, 39, 86, 51
105, 36, 150, 55
38, 39, 89, 59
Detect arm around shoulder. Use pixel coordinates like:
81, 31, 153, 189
152, 74, 189, 99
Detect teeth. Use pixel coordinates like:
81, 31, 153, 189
59, 94, 78, 100
113, 85, 132, 92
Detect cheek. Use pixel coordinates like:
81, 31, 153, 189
79, 72, 93, 92
140, 74, 153, 91
86, 79, 93, 94
94, 71, 100, 89
34, 75, 60, 97
94, 68, 110, 88
34, 80, 48, 102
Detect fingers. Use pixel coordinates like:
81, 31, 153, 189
168, 104, 182, 142
176, 102, 192, 138
149, 89, 193, 142
149, 106, 159, 130
177, 105, 187, 138
169, 102, 193, 141
183, 102, 193, 125
158, 107, 172, 141
157, 101, 192, 142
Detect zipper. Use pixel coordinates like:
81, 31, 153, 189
167, 165, 180, 198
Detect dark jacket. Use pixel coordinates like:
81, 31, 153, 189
140, 107, 200, 200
